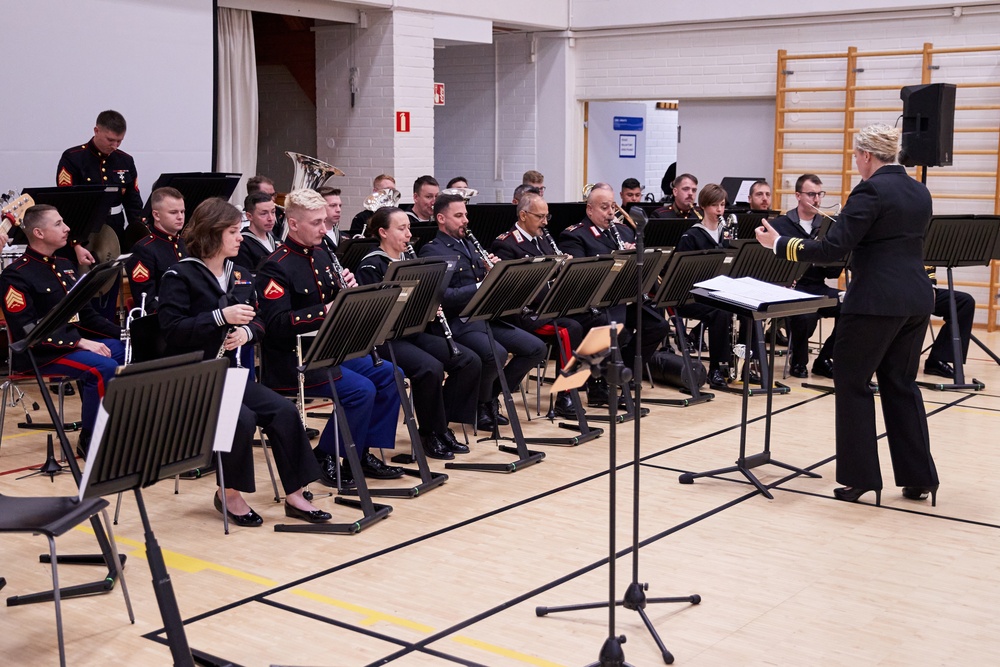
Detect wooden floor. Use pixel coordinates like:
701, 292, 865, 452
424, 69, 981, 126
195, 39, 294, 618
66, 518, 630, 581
3, 331, 1000, 666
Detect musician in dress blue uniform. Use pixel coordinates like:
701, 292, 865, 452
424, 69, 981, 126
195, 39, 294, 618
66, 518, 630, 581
256, 189, 403, 484
125, 187, 188, 311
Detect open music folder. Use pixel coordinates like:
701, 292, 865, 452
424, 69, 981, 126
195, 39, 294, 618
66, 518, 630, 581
693, 275, 826, 311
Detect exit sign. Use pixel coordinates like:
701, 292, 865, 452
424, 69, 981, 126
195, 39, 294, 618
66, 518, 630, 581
395, 111, 411, 133
434, 82, 445, 106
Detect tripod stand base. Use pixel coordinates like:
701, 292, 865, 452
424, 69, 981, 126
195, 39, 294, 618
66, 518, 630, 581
584, 635, 633, 667
445, 448, 545, 473
678, 451, 821, 500
273, 499, 392, 534
17, 434, 70, 481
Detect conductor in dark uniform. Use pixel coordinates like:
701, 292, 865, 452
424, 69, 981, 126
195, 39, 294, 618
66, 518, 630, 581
355, 206, 480, 458
559, 183, 669, 405
256, 189, 403, 484
125, 187, 187, 311
57, 110, 144, 246
757, 123, 939, 506
418, 193, 546, 430
491, 192, 584, 418
0, 204, 123, 454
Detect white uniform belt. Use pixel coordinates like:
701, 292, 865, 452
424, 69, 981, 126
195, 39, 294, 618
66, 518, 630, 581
109, 205, 124, 215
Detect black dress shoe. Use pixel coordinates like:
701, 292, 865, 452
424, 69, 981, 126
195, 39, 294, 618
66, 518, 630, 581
708, 368, 729, 388
789, 364, 808, 379
360, 451, 405, 479
420, 433, 454, 460
214, 493, 263, 527
923, 359, 954, 379
812, 358, 834, 379
51, 383, 75, 396
491, 399, 509, 426
440, 428, 470, 454
902, 485, 939, 507
306, 427, 321, 440
315, 452, 354, 488
284, 502, 332, 523
476, 403, 497, 431
553, 391, 578, 419
833, 486, 881, 506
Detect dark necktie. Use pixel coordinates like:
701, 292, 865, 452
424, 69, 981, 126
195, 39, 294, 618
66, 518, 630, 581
532, 237, 542, 254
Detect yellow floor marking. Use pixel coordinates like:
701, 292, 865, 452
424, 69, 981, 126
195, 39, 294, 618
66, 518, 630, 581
451, 635, 567, 667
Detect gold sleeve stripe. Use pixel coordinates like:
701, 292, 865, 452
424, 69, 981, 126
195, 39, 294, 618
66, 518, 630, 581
786, 238, 803, 262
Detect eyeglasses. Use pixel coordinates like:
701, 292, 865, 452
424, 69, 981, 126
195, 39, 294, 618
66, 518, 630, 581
537, 186, 546, 194
797, 191, 826, 199
524, 211, 553, 222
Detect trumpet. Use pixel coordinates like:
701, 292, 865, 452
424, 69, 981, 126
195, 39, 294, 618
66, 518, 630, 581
122, 292, 147, 365
407, 243, 461, 358
465, 230, 494, 269
364, 188, 402, 212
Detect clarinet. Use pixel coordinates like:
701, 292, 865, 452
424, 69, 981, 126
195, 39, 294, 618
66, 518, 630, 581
406, 243, 461, 358
608, 219, 626, 250
541, 225, 564, 255
465, 230, 494, 269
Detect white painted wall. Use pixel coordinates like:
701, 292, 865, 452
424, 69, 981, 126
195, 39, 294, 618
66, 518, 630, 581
1, 0, 214, 195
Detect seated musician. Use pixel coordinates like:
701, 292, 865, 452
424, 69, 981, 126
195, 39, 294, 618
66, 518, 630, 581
316, 186, 342, 254
491, 192, 584, 419
125, 187, 187, 311
0, 204, 124, 455
355, 206, 481, 458
245, 175, 285, 239
255, 189, 404, 484
748, 180, 773, 212
620, 178, 644, 207
559, 183, 669, 406
236, 192, 278, 273
349, 173, 396, 237
418, 193, 546, 430
925, 268, 976, 379
408, 175, 439, 225
158, 198, 330, 526
768, 174, 839, 379
511, 183, 540, 206
653, 174, 702, 219
674, 183, 734, 388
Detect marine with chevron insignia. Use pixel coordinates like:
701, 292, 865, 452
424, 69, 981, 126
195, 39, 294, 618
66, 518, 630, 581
125, 187, 188, 311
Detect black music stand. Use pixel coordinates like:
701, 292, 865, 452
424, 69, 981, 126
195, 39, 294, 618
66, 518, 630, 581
529, 256, 618, 445
536, 325, 700, 667
80, 354, 236, 667
718, 240, 811, 397
726, 210, 779, 240
5, 258, 131, 610
350, 259, 453, 496
277, 283, 404, 533
408, 224, 439, 251
679, 282, 834, 499
590, 249, 671, 422
919, 214, 1000, 390
448, 257, 558, 473
466, 203, 516, 244
142, 172, 241, 225
22, 185, 119, 246
642, 218, 697, 249
649, 250, 731, 408
547, 202, 587, 237
336, 237, 379, 272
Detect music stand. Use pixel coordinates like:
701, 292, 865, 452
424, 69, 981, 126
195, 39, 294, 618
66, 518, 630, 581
547, 202, 587, 238
408, 224, 439, 251
278, 283, 405, 533
336, 237, 379, 272
919, 214, 1000, 390
679, 281, 834, 499
529, 256, 618, 445
649, 249, 732, 408
142, 172, 241, 225
6, 257, 133, 611
590, 249, 671, 422
726, 209, 779, 240
346, 258, 453, 497
81, 355, 236, 667
450, 256, 558, 473
22, 185, 119, 246
643, 219, 697, 249
466, 203, 516, 244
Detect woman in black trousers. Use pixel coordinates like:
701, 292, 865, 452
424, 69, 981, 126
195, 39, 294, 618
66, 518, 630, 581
757, 124, 939, 506
355, 206, 481, 458
159, 198, 331, 526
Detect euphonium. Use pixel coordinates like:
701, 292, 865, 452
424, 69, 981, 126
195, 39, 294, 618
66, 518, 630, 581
440, 187, 478, 202
285, 151, 345, 191
364, 188, 402, 212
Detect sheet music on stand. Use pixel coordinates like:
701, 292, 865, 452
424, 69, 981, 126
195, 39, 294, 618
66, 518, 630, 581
694, 275, 823, 311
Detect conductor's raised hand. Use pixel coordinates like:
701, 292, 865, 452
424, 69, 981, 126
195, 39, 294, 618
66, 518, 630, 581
755, 220, 780, 250
222, 304, 256, 326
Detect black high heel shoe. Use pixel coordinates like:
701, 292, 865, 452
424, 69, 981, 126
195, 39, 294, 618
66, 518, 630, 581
901, 485, 939, 507
214, 492, 263, 527
833, 486, 881, 506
